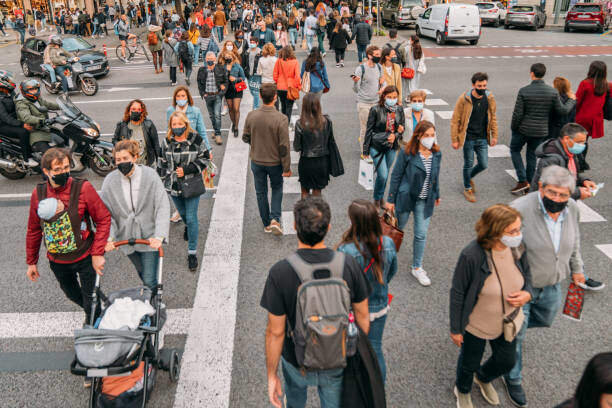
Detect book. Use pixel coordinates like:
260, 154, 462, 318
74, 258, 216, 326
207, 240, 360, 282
562, 283, 585, 322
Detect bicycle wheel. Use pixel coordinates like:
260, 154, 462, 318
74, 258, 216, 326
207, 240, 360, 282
115, 45, 132, 62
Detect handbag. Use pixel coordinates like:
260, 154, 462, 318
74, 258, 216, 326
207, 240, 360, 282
371, 132, 392, 151
327, 124, 344, 177
180, 174, 206, 198
491, 257, 525, 342
234, 79, 247, 92
301, 70, 311, 93
379, 210, 403, 251
279, 60, 300, 101
604, 88, 612, 121
312, 69, 329, 93
401, 67, 414, 79
417, 59, 427, 75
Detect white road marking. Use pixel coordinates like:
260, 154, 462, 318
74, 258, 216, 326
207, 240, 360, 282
506, 169, 518, 181
435, 111, 453, 120
0, 193, 31, 199
425, 98, 448, 106
291, 150, 299, 164
73, 96, 172, 104
476, 56, 486, 59
106, 86, 141, 92
0, 308, 191, 339
173, 93, 252, 408
284, 177, 301, 194
595, 244, 612, 260
488, 144, 510, 158
282, 211, 297, 235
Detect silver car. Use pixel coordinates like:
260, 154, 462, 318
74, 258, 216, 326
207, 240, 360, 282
504, 5, 547, 30
381, 0, 426, 27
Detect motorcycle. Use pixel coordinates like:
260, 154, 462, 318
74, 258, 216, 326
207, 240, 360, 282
0, 95, 114, 179
41, 58, 99, 97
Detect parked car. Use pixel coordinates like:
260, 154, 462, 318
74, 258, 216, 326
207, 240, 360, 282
416, 3, 481, 45
476, 1, 507, 26
20, 36, 110, 79
381, 0, 426, 28
565, 2, 610, 33
504, 5, 547, 30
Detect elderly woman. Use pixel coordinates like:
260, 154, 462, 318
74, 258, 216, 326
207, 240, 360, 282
113, 99, 160, 167
101, 140, 170, 290
450, 204, 533, 408
404, 89, 435, 141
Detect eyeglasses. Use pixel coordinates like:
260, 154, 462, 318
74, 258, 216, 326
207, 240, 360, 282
504, 228, 522, 235
543, 189, 570, 200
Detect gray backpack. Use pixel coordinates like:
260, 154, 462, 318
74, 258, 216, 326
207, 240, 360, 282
286, 252, 351, 371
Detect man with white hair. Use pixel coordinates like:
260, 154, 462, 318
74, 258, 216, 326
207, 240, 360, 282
503, 165, 585, 407
197, 51, 228, 145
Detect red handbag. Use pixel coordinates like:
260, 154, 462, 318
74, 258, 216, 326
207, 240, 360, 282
401, 68, 415, 79
234, 80, 247, 92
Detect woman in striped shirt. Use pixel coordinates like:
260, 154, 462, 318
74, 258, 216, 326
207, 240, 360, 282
386, 120, 441, 287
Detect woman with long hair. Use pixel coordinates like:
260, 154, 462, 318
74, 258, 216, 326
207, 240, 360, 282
233, 29, 246, 54
301, 46, 330, 95
337, 199, 398, 383
555, 352, 612, 408
112, 99, 160, 167
329, 21, 350, 67
273, 20, 288, 50
187, 22, 199, 64
287, 12, 299, 49
381, 47, 402, 99
294, 93, 333, 197
386, 120, 441, 287
549, 77, 576, 140
404, 35, 425, 102
575, 60, 609, 169
316, 13, 326, 55
363, 85, 405, 209
221, 49, 247, 137
273, 45, 301, 121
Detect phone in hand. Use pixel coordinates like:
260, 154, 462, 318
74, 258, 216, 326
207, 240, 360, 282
350, 74, 357, 78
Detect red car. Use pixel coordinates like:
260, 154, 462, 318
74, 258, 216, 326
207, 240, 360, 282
565, 2, 610, 33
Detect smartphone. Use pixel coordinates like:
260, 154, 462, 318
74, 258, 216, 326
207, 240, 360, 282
350, 74, 357, 79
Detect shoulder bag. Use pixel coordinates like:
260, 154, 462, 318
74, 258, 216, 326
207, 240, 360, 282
603, 87, 612, 121
491, 256, 525, 342
312, 69, 329, 93
327, 120, 344, 177
379, 210, 403, 251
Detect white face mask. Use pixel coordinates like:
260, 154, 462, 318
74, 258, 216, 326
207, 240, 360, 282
500, 233, 522, 248
420, 137, 435, 150
226, 44, 234, 51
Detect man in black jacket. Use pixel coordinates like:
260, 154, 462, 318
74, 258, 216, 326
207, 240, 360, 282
197, 51, 228, 145
351, 15, 372, 63
509, 63, 575, 195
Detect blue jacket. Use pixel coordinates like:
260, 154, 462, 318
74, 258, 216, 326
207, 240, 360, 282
228, 63, 247, 85
300, 60, 330, 93
166, 105, 211, 150
387, 150, 441, 219
338, 236, 397, 313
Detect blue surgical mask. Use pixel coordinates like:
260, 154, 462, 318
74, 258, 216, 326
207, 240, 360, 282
411, 102, 424, 112
568, 141, 586, 155
249, 42, 257, 48
176, 99, 188, 107
385, 98, 397, 107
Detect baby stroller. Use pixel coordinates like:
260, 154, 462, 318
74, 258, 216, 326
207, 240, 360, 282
70, 239, 180, 407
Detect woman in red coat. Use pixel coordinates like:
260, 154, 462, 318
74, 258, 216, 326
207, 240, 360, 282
575, 60, 609, 169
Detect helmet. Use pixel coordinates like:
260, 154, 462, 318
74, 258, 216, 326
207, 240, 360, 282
49, 35, 63, 46
20, 79, 41, 102
0, 70, 16, 94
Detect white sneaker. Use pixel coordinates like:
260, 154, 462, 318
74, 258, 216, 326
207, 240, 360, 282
170, 210, 182, 223
412, 267, 431, 286
221, 105, 228, 115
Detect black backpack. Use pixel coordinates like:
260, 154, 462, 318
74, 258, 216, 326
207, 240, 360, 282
385, 42, 405, 68
178, 41, 191, 65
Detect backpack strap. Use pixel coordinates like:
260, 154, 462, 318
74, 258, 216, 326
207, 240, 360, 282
286, 251, 346, 283
36, 182, 47, 202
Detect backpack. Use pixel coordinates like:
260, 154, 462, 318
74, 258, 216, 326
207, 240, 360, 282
286, 252, 351, 371
178, 41, 191, 64
385, 42, 405, 68
113, 20, 120, 35
148, 31, 158, 45
358, 63, 382, 86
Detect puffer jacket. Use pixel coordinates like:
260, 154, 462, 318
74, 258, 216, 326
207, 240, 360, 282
0, 93, 23, 127
351, 21, 372, 45
511, 79, 575, 138
450, 90, 498, 147
293, 115, 332, 158
363, 104, 405, 156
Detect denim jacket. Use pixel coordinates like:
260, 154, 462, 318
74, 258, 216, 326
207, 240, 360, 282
338, 236, 398, 315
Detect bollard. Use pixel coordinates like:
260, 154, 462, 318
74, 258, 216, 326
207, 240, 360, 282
103, 44, 107, 56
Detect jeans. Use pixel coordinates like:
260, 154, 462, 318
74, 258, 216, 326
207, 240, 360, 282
169, 66, 177, 83
370, 146, 397, 201
74, 23, 79, 35
334, 48, 345, 63
306, 33, 315, 50
368, 314, 388, 384
456, 331, 517, 394
288, 27, 298, 47
127, 251, 160, 289
49, 255, 99, 323
277, 90, 294, 122
249, 82, 261, 109
510, 131, 544, 184
317, 32, 325, 53
193, 44, 200, 65
42, 64, 57, 83
17, 28, 25, 44
214, 25, 224, 41
251, 162, 283, 227
92, 22, 99, 36
183, 61, 192, 81
171, 195, 201, 254
204, 95, 222, 135
505, 283, 562, 385
357, 43, 367, 62
397, 199, 431, 269
54, 65, 70, 92
281, 357, 344, 408
462, 138, 489, 189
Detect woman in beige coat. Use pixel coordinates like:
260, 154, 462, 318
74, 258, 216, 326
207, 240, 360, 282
380, 47, 402, 102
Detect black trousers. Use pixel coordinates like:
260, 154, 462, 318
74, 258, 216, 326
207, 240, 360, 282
455, 331, 517, 394
0, 124, 31, 159
334, 48, 345, 63
277, 90, 293, 122
169, 66, 177, 83
49, 255, 99, 324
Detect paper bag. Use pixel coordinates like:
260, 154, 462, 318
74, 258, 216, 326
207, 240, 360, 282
358, 159, 373, 190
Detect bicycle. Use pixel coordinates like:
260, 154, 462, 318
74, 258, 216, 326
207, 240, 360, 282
115, 36, 150, 62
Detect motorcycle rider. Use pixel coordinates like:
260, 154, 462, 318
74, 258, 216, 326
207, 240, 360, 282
0, 71, 37, 167
48, 35, 78, 93
15, 79, 63, 153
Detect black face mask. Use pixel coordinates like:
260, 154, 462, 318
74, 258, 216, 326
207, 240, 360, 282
52, 171, 70, 187
475, 88, 486, 96
172, 127, 186, 137
371, 56, 381, 63
391, 57, 399, 64
542, 195, 568, 214
117, 161, 134, 176
206, 60, 215, 66
130, 111, 142, 122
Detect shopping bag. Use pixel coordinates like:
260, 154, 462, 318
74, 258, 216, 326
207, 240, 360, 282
358, 159, 373, 190
562, 282, 585, 321
202, 162, 217, 189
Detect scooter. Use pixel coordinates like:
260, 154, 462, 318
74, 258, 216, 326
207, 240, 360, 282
41, 58, 99, 97
0, 95, 114, 179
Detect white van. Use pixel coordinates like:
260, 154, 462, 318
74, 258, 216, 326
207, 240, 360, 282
416, 3, 481, 45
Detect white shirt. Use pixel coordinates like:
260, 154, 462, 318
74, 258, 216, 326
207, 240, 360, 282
121, 164, 142, 213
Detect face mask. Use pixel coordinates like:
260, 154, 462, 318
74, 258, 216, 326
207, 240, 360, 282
568, 141, 586, 155
371, 56, 381, 63
206, 60, 215, 66
226, 44, 233, 51
176, 99, 188, 107
475, 88, 486, 96
249, 42, 257, 48
277, 25, 282, 30
236, 36, 243, 40
420, 137, 435, 150
117, 161, 134, 176
385, 98, 397, 107
542, 195, 568, 214
51, 171, 70, 187
411, 102, 423, 112
172, 126, 186, 137
130, 111, 142, 121
500, 233, 522, 249
391, 57, 399, 64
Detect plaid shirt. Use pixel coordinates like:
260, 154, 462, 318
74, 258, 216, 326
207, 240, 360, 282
158, 131, 210, 196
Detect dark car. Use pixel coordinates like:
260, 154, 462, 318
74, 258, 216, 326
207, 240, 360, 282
565, 3, 610, 33
504, 5, 547, 30
20, 36, 110, 78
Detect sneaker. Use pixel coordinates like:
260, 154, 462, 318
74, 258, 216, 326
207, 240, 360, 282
269, 219, 283, 236
185, 78, 190, 86
412, 267, 431, 286
474, 375, 500, 405
171, 82, 177, 86
335, 63, 340, 68
579, 278, 605, 291
470, 179, 476, 193
187, 254, 198, 272
502, 378, 528, 407
463, 189, 476, 203
454, 386, 474, 408
340, 61, 344, 67
221, 105, 228, 115
183, 226, 188, 241
25, 158, 38, 167
510, 181, 530, 196
170, 211, 182, 223
264, 225, 273, 233
215, 135, 223, 145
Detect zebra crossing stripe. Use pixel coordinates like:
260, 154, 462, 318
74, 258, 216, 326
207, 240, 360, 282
595, 244, 612, 260
282, 211, 297, 235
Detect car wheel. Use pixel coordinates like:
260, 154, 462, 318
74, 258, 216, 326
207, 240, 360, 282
564, 24, 570, 32
494, 17, 500, 27
531, 19, 538, 30
416, 26, 422, 37
597, 24, 604, 33
504, 23, 510, 29
436, 31, 446, 45
469, 38, 479, 45
21, 60, 32, 77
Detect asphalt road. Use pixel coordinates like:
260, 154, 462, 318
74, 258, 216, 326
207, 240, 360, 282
0, 25, 610, 408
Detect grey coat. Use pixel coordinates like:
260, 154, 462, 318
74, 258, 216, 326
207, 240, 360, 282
163, 38, 178, 67
100, 165, 170, 254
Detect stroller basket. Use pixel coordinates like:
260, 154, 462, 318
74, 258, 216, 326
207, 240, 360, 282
75, 329, 144, 368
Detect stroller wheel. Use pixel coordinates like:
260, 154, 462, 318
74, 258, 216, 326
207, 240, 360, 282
158, 348, 171, 371
169, 350, 180, 382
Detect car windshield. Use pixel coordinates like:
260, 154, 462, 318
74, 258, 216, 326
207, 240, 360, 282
476, 3, 495, 9
510, 6, 533, 12
61, 37, 94, 52
56, 95, 82, 118
402, 0, 422, 6
572, 4, 601, 12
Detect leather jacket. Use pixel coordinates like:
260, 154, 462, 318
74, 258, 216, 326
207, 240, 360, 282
0, 93, 23, 127
293, 115, 332, 158
112, 118, 160, 166
363, 104, 405, 155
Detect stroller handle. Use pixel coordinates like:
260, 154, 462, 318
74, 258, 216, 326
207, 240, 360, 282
113, 239, 164, 258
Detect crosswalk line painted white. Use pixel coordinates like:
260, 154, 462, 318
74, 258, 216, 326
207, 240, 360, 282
291, 151, 299, 164
435, 111, 453, 120
488, 144, 511, 158
506, 168, 518, 181
595, 244, 612, 260
282, 211, 297, 235
425, 98, 448, 106
284, 177, 301, 194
